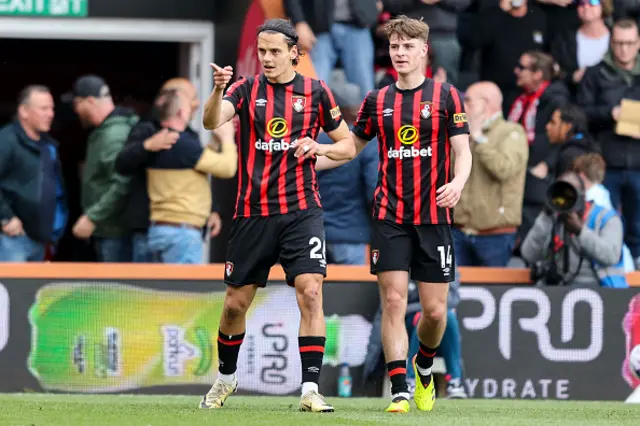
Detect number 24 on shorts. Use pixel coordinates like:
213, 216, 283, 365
309, 237, 326, 260
437, 245, 452, 270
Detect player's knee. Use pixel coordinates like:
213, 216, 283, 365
381, 291, 406, 317
422, 301, 447, 324
296, 276, 323, 314
223, 295, 251, 322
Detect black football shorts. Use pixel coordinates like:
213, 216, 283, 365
224, 208, 327, 287
370, 219, 455, 283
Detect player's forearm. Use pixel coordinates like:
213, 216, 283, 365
452, 142, 472, 186
324, 137, 356, 161
203, 87, 225, 130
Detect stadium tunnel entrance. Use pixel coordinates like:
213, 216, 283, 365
0, 18, 214, 261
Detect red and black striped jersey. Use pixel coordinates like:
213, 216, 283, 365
352, 79, 469, 225
224, 73, 343, 218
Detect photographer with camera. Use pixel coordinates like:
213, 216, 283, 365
521, 170, 628, 287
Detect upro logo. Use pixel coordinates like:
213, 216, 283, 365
460, 287, 603, 363
0, 283, 8, 351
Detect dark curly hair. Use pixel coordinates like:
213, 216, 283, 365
257, 18, 304, 66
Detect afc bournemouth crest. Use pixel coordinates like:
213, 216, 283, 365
420, 101, 432, 119
371, 250, 380, 265
225, 261, 234, 277
292, 96, 306, 112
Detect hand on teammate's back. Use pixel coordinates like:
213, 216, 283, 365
210, 63, 233, 90
143, 129, 179, 152
294, 137, 327, 160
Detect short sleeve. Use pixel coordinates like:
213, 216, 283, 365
318, 81, 344, 133
352, 91, 376, 142
223, 76, 250, 114
446, 86, 470, 137
178, 133, 205, 168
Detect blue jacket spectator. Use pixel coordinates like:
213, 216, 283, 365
317, 131, 378, 265
0, 86, 68, 262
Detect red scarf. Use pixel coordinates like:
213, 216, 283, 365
507, 81, 550, 145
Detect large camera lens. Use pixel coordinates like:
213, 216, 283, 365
547, 180, 578, 213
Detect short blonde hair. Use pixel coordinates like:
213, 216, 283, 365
385, 15, 429, 42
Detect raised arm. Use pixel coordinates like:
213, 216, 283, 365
203, 63, 238, 130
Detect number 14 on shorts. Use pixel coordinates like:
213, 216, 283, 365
437, 245, 453, 273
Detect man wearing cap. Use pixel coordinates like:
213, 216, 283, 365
65, 75, 139, 262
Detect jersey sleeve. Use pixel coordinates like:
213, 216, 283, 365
446, 86, 470, 137
352, 91, 376, 142
318, 81, 344, 133
223, 76, 251, 114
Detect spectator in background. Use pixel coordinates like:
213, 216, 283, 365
284, 0, 379, 98
317, 87, 378, 265
508, 51, 569, 244
0, 85, 68, 261
578, 18, 640, 267
65, 75, 139, 262
454, 81, 529, 266
570, 153, 635, 272
536, 0, 581, 43
551, 0, 613, 97
115, 78, 230, 262
382, 0, 472, 85
544, 104, 600, 176
115, 87, 179, 262
459, 0, 548, 112
521, 170, 627, 288
146, 91, 237, 264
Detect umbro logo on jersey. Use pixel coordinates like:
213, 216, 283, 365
383, 108, 394, 117
256, 99, 267, 107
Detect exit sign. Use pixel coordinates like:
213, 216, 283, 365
0, 0, 88, 17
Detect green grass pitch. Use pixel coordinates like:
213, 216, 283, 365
0, 394, 639, 426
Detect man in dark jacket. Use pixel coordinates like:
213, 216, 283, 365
577, 18, 640, 266
0, 85, 68, 261
115, 78, 232, 262
545, 104, 600, 176
284, 0, 379, 98
459, 0, 548, 111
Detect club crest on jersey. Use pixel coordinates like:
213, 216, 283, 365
371, 250, 380, 265
292, 96, 306, 112
420, 101, 432, 119
225, 261, 234, 277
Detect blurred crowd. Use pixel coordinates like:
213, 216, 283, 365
2, 0, 639, 276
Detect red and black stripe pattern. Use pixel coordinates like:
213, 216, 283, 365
353, 79, 469, 225
224, 73, 343, 218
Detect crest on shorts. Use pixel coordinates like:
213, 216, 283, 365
225, 261, 234, 277
292, 96, 306, 112
420, 101, 432, 119
371, 250, 380, 265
